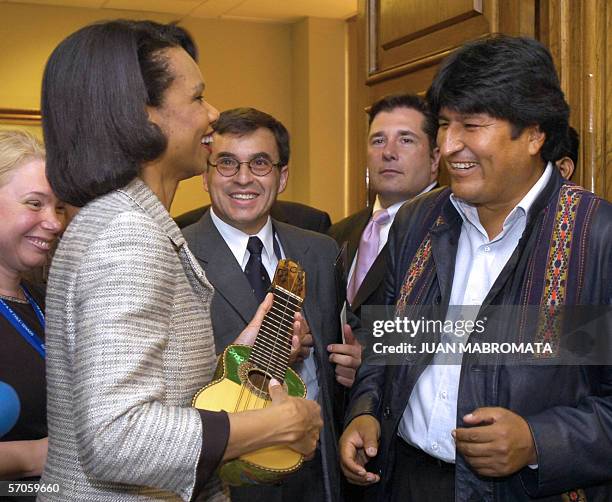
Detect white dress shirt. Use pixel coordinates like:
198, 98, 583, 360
210, 208, 319, 402
398, 164, 553, 462
347, 182, 437, 284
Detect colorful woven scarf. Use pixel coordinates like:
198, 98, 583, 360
395, 184, 598, 348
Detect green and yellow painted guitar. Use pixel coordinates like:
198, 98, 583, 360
193, 259, 307, 486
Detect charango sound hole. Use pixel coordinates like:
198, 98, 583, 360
238, 361, 285, 400
247, 369, 272, 398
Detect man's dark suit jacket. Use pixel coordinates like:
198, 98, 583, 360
176, 200, 331, 233
182, 211, 345, 502
328, 207, 386, 317
328, 188, 439, 317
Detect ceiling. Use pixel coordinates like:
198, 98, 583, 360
0, 0, 358, 22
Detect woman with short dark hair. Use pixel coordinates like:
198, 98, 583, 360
39, 20, 321, 502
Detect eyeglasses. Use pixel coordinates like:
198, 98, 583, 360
208, 156, 280, 177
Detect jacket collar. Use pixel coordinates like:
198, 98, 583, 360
117, 178, 185, 250
188, 211, 259, 323
345, 208, 373, 265
272, 220, 310, 259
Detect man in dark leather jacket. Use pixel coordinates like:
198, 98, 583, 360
339, 35, 612, 502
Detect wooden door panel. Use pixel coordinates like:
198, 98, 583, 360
370, 66, 438, 99
376, 15, 489, 76
368, 0, 492, 83
379, 0, 482, 48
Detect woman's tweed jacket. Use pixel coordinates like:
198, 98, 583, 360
39, 179, 227, 502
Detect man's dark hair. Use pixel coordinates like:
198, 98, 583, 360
213, 108, 290, 167
368, 94, 438, 151
426, 35, 570, 163
558, 126, 579, 167
42, 20, 197, 207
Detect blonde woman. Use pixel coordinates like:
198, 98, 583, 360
0, 131, 64, 495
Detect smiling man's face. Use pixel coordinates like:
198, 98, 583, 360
204, 127, 288, 235
437, 107, 545, 214
367, 106, 439, 208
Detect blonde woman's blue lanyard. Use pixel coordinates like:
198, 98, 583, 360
0, 287, 45, 358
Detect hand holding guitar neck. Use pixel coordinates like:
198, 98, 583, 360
233, 295, 312, 365
232, 293, 273, 346
289, 312, 313, 364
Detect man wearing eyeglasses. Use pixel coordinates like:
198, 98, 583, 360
183, 107, 361, 502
